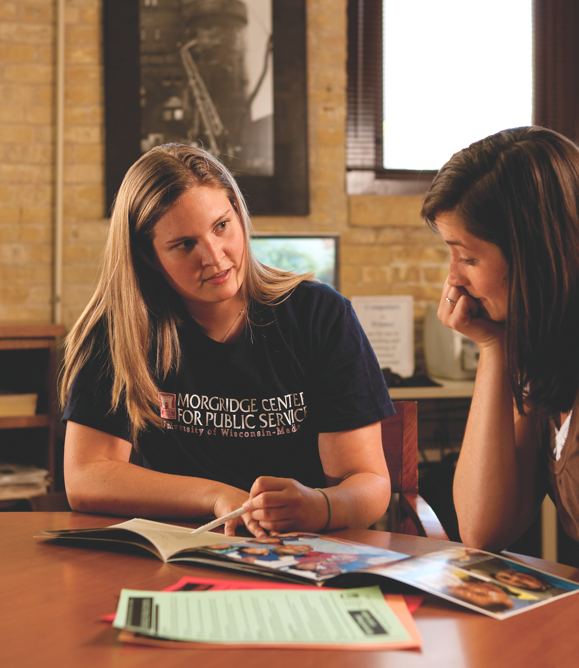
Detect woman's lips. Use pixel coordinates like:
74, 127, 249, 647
204, 268, 232, 285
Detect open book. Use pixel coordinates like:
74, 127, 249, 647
36, 517, 579, 620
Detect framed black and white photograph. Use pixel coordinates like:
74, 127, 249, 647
104, 0, 308, 215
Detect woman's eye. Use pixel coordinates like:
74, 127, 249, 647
215, 220, 228, 232
176, 239, 195, 251
459, 257, 478, 266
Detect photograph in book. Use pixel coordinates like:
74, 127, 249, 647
193, 530, 408, 581
374, 546, 579, 620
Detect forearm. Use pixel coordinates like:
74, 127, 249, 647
65, 459, 244, 520
453, 344, 539, 549
320, 471, 391, 530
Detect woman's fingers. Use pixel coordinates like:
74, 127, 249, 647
253, 517, 294, 532
438, 280, 478, 328
247, 477, 326, 532
249, 475, 287, 496
244, 517, 268, 538
436, 280, 504, 348
223, 513, 266, 538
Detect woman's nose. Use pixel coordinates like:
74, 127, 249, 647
447, 262, 463, 287
200, 240, 222, 266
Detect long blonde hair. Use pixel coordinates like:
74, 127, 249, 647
60, 144, 312, 440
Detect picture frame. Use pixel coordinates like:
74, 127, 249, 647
103, 0, 309, 216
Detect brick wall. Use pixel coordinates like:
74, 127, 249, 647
0, 0, 449, 371
60, 0, 106, 327
0, 0, 55, 321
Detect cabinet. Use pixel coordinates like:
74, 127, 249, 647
0, 323, 66, 500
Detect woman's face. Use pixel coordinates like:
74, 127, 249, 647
151, 185, 246, 315
436, 210, 509, 322
495, 569, 546, 591
449, 581, 512, 610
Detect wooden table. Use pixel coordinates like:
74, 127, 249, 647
388, 378, 474, 401
2, 512, 578, 667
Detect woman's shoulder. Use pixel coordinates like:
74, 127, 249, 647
268, 281, 353, 341
282, 280, 349, 313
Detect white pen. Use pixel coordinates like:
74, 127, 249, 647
190, 504, 249, 535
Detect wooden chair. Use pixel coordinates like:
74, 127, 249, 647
378, 401, 448, 540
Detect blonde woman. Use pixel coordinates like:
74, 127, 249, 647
60, 144, 392, 536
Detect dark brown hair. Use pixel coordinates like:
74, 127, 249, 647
422, 126, 579, 414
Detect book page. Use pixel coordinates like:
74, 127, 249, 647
37, 520, 403, 570
174, 531, 407, 582
36, 518, 246, 563
374, 546, 579, 620
110, 518, 246, 562
113, 586, 420, 649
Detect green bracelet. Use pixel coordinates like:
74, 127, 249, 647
315, 487, 332, 531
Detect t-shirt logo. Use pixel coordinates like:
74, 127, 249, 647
159, 392, 177, 420
159, 391, 309, 439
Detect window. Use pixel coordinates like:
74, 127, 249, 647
347, 0, 579, 194
382, 0, 532, 171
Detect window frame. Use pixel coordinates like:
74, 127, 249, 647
347, 0, 579, 195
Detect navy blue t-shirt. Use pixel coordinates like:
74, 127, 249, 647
63, 282, 394, 490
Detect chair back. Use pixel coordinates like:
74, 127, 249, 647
379, 400, 448, 540
381, 400, 418, 494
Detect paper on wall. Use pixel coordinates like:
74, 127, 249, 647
352, 296, 414, 377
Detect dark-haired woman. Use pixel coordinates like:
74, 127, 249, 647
422, 126, 578, 550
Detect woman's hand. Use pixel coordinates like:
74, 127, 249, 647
212, 488, 266, 538
247, 476, 328, 533
438, 279, 504, 350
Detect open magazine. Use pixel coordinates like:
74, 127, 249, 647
36, 517, 579, 620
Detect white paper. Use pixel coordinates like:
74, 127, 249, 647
352, 296, 414, 377
113, 586, 413, 647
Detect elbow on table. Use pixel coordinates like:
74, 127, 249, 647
64, 476, 101, 514
379, 476, 392, 522
359, 473, 391, 528
459, 530, 495, 551
65, 487, 93, 513
457, 519, 509, 553
456, 500, 535, 552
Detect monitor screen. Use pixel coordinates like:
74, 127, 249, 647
250, 235, 339, 289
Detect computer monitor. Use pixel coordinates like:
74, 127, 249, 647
250, 235, 340, 290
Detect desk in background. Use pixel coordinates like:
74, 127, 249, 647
2, 512, 578, 668
388, 378, 475, 401
389, 377, 473, 460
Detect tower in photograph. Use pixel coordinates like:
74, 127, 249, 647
139, 0, 273, 174
181, 0, 250, 163
140, 0, 188, 151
